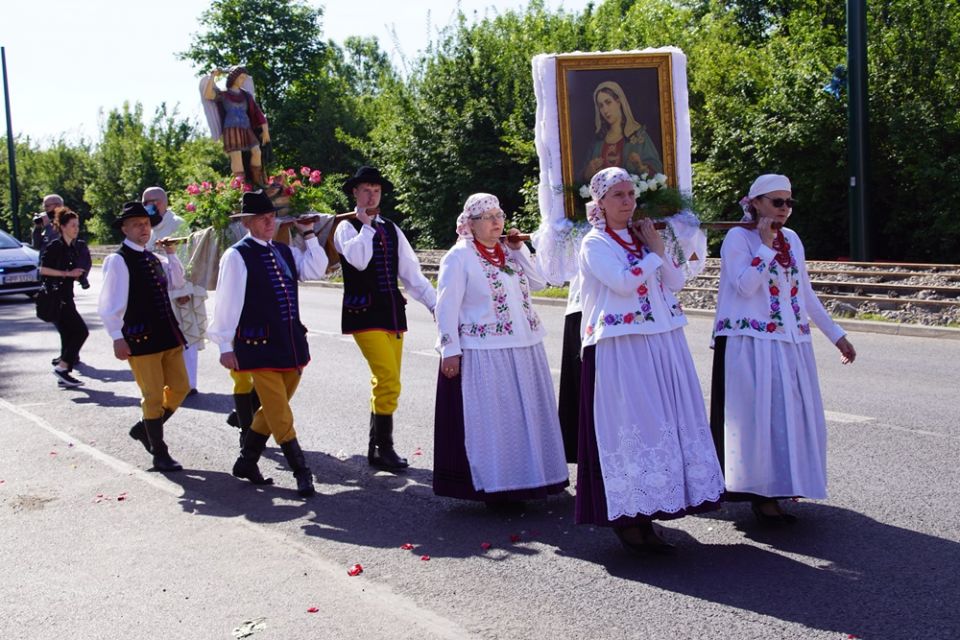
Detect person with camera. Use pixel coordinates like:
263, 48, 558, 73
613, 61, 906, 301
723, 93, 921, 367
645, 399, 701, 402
39, 207, 90, 388
31, 194, 62, 252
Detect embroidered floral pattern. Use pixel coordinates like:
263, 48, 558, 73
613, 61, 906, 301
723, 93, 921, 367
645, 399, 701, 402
459, 248, 541, 339
584, 248, 656, 335
716, 244, 806, 337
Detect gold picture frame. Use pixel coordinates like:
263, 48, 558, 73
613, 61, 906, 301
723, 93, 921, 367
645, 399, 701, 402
556, 52, 677, 218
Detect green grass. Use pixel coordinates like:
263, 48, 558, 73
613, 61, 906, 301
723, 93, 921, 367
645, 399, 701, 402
535, 286, 570, 299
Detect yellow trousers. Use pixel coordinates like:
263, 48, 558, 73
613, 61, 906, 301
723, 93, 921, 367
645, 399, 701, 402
128, 346, 191, 420
353, 331, 404, 415
249, 370, 301, 444
230, 370, 255, 394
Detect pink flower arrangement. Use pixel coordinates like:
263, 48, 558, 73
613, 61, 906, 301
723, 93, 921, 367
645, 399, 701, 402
185, 202, 196, 212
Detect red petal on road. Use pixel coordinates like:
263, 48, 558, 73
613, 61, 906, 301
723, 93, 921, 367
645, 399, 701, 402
420, 555, 431, 561
307, 607, 319, 613
117, 496, 127, 501
509, 534, 521, 543
480, 542, 492, 551
413, 448, 423, 456
347, 564, 363, 576
49, 452, 57, 456
400, 543, 414, 550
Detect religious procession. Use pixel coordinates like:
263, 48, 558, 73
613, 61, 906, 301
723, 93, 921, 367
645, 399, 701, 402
4, 2, 957, 638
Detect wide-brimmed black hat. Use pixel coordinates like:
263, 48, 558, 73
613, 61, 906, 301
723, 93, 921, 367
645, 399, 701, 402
230, 190, 278, 218
341, 166, 394, 196
112, 201, 159, 229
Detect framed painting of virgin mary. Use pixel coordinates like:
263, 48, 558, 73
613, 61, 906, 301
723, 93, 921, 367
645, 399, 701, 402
555, 52, 678, 218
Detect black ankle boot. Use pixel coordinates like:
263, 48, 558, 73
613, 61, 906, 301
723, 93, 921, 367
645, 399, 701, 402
232, 430, 274, 485
280, 438, 315, 497
369, 414, 408, 470
129, 408, 174, 454
144, 417, 182, 472
231, 392, 259, 446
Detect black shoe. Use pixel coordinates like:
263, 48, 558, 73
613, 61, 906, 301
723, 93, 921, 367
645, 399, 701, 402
368, 414, 409, 471
144, 418, 182, 472
187, 388, 199, 397
484, 500, 526, 514
53, 369, 83, 387
280, 438, 315, 497
614, 525, 677, 556
751, 500, 797, 525
232, 430, 274, 485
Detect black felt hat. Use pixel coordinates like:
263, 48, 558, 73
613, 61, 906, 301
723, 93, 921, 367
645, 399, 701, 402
341, 166, 394, 196
230, 190, 278, 218
112, 201, 159, 229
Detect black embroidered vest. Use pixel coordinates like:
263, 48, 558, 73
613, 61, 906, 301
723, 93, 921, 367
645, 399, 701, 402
338, 218, 407, 334
233, 237, 310, 371
117, 245, 185, 356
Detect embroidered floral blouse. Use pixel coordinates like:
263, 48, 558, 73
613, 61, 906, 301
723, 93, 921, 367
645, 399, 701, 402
578, 227, 687, 348
712, 226, 845, 345
435, 240, 547, 358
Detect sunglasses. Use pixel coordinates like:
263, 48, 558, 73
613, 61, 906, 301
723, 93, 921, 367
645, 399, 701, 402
760, 195, 797, 208
470, 212, 506, 222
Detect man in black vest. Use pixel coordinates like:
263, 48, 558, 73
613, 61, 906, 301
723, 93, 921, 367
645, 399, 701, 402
207, 191, 328, 497
98, 202, 189, 472
333, 166, 437, 471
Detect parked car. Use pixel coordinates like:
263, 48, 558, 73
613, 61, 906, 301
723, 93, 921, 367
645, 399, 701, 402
0, 229, 41, 298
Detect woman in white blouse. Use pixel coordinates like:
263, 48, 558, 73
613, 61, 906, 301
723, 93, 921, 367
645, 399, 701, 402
576, 168, 724, 553
710, 174, 856, 524
433, 193, 569, 509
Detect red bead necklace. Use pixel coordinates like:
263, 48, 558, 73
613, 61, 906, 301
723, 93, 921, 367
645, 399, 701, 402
473, 239, 507, 268
604, 225, 646, 259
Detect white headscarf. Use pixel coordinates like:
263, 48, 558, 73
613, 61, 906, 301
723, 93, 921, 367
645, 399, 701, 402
740, 174, 791, 220
586, 167, 632, 230
456, 193, 502, 239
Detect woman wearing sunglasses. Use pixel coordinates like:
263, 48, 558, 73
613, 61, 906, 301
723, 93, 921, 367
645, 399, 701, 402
433, 193, 568, 510
711, 174, 857, 524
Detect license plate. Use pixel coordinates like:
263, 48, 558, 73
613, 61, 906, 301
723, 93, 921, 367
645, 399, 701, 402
3, 273, 37, 284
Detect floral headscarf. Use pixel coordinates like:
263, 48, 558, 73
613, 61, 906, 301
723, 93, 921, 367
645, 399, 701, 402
456, 193, 502, 238
739, 174, 792, 221
586, 167, 632, 230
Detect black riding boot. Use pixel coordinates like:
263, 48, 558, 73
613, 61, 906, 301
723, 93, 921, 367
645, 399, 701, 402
144, 417, 182, 472
280, 438, 315, 497
232, 430, 274, 485
368, 413, 408, 470
230, 391, 260, 447
130, 408, 174, 455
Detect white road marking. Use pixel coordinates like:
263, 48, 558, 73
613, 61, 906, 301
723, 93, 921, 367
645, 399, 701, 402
823, 410, 875, 424
0, 397, 473, 640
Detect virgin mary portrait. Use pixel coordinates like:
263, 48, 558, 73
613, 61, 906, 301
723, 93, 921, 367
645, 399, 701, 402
580, 80, 663, 181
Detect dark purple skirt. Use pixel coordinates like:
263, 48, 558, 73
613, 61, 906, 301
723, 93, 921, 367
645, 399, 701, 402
575, 345, 719, 526
558, 311, 582, 463
433, 365, 569, 503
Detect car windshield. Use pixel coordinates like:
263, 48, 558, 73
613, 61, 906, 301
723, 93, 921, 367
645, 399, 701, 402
0, 230, 24, 250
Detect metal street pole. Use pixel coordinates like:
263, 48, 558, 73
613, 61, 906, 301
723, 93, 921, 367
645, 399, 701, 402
2, 46, 20, 240
847, 0, 870, 260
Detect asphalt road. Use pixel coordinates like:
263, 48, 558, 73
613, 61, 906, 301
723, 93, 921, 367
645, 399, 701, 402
1, 268, 958, 640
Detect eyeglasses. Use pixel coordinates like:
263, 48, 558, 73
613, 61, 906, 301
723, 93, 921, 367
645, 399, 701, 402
760, 195, 797, 208
470, 212, 506, 222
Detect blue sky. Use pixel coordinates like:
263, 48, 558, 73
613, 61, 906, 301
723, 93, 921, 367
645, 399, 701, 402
1, 0, 591, 143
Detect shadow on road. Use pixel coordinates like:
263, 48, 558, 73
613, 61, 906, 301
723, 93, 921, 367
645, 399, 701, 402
568, 502, 960, 640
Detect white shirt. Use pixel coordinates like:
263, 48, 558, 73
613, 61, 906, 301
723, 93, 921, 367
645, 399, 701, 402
98, 239, 186, 340
207, 233, 328, 354
578, 227, 687, 347
712, 226, 845, 344
435, 240, 547, 358
333, 215, 437, 312
146, 210, 184, 252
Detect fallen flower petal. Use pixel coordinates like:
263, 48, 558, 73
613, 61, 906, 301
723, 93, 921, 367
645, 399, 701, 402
117, 496, 127, 502
480, 542, 492, 551
413, 448, 423, 456
420, 555, 431, 561
509, 534, 521, 543
400, 543, 414, 550
307, 607, 319, 613
347, 564, 363, 576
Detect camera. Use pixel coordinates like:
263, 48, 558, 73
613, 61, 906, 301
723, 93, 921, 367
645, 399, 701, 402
33, 214, 45, 226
